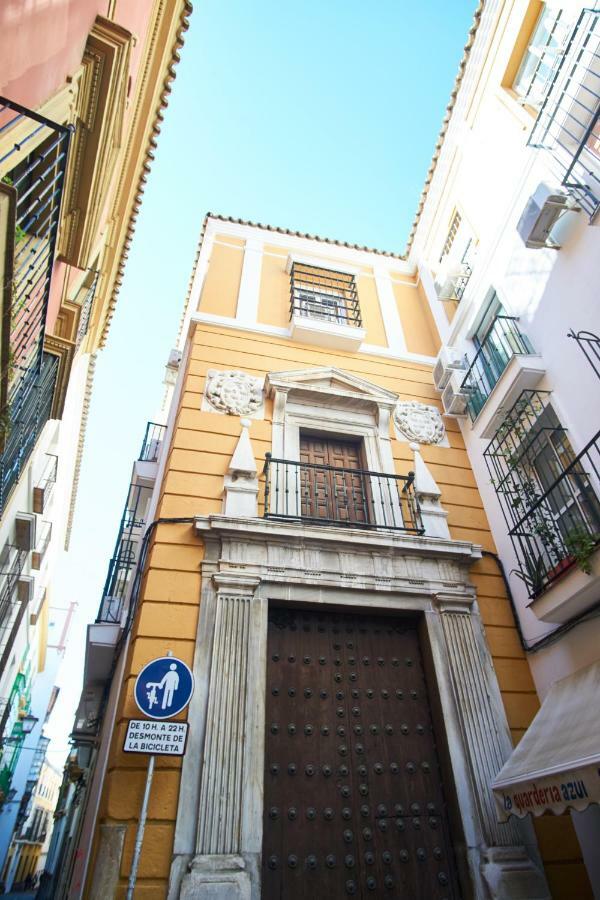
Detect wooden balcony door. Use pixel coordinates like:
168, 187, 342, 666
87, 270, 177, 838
299, 435, 370, 526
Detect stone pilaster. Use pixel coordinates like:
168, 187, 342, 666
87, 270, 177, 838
435, 596, 550, 899
180, 574, 262, 899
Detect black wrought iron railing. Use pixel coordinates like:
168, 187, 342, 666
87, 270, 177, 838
75, 270, 100, 350
96, 481, 152, 625
568, 328, 600, 380
0, 97, 72, 404
485, 391, 600, 597
528, 8, 600, 219
508, 430, 600, 596
0, 545, 27, 629
263, 454, 423, 533
0, 352, 59, 516
462, 316, 534, 420
138, 421, 166, 463
290, 262, 362, 327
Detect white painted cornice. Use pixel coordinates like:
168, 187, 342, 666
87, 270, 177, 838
189, 312, 436, 367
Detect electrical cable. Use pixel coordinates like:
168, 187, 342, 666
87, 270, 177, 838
482, 549, 600, 654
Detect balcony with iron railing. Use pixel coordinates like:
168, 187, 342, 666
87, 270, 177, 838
568, 328, 600, 380
96, 481, 152, 625
138, 421, 166, 463
0, 671, 31, 802
0, 98, 71, 407
0, 351, 59, 516
485, 391, 600, 610
75, 270, 99, 350
263, 454, 423, 533
528, 8, 600, 219
461, 316, 536, 421
288, 262, 365, 350
0, 545, 27, 629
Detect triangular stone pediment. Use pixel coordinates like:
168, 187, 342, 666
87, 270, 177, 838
266, 367, 398, 405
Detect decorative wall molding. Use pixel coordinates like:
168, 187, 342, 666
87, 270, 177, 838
196, 591, 251, 854
189, 313, 437, 367
203, 370, 264, 418
394, 399, 446, 444
58, 16, 133, 269
43, 333, 75, 420
266, 367, 399, 509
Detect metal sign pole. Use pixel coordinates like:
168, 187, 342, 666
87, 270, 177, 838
126, 753, 156, 900
125, 650, 194, 898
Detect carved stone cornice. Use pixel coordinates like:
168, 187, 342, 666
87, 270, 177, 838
58, 16, 133, 269
212, 572, 261, 595
196, 515, 481, 603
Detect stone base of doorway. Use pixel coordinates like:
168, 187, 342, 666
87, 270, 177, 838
179, 854, 253, 899
481, 845, 551, 899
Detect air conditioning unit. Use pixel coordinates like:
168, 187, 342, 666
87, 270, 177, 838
442, 371, 469, 417
433, 347, 467, 391
516, 182, 578, 249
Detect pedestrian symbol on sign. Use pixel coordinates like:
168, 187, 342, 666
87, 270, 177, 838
146, 663, 180, 710
134, 656, 194, 720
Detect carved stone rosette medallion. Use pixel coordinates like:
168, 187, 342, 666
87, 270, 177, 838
205, 370, 263, 416
394, 400, 445, 444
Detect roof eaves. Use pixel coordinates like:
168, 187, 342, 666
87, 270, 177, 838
205, 212, 407, 260
99, 0, 193, 347
404, 1, 485, 255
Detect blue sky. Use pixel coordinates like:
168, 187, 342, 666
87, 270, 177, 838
48, 0, 477, 753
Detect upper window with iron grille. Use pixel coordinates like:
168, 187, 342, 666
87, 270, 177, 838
512, 4, 572, 108
289, 262, 362, 328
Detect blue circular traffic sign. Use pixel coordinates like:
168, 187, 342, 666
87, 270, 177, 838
134, 656, 194, 719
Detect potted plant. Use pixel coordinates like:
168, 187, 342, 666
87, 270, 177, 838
564, 527, 599, 575
511, 554, 547, 597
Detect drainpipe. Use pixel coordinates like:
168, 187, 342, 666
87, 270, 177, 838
482, 549, 600, 654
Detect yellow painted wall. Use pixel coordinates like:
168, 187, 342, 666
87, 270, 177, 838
90, 310, 587, 897
395, 278, 440, 356
357, 270, 387, 347
257, 245, 289, 329
196, 236, 244, 317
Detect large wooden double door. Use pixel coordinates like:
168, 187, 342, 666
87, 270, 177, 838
299, 435, 370, 526
262, 608, 462, 899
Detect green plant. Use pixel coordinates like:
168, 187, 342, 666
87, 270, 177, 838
1, 175, 13, 185
0, 405, 12, 442
14, 224, 26, 244
564, 527, 599, 575
511, 554, 547, 596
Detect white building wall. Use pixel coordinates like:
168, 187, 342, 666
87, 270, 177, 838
0, 353, 91, 873
411, 0, 600, 891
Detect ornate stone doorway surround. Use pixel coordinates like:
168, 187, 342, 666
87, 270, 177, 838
168, 516, 550, 900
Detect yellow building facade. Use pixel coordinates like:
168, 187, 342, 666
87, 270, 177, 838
88, 215, 590, 898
